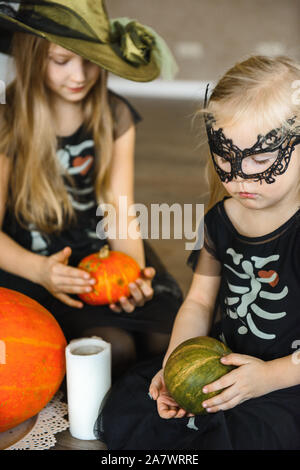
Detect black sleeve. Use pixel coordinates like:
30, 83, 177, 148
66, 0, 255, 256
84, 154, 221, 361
108, 90, 142, 140
187, 205, 222, 276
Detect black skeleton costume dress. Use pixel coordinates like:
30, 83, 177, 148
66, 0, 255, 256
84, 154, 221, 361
98, 105, 300, 449
0, 91, 182, 341
97, 195, 300, 450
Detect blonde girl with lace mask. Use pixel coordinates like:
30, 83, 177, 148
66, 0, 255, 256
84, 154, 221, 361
100, 56, 300, 450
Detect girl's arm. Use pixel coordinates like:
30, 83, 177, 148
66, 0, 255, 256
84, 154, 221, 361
161, 242, 222, 367
108, 125, 145, 267
0, 230, 45, 284
150, 246, 222, 416
162, 266, 221, 368
107, 125, 155, 312
0, 153, 42, 283
0, 154, 95, 308
266, 353, 300, 390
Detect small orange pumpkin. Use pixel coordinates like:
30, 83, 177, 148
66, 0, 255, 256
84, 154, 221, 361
0, 288, 66, 432
78, 245, 141, 305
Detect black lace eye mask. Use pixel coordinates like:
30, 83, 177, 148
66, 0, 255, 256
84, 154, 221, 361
204, 114, 300, 184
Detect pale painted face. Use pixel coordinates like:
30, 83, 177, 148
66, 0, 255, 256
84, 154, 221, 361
219, 121, 300, 211
45, 44, 101, 103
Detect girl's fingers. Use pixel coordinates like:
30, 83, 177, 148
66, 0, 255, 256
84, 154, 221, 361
159, 394, 180, 407
55, 292, 83, 309
55, 284, 94, 295
134, 279, 154, 301
149, 371, 164, 399
202, 386, 239, 411
175, 408, 188, 419
149, 385, 159, 400
109, 303, 122, 313
157, 396, 186, 419
118, 296, 136, 313
57, 276, 96, 287
220, 353, 251, 367
128, 282, 145, 306
125, 279, 154, 309
110, 291, 146, 314
142, 267, 156, 280
202, 369, 236, 394
157, 401, 178, 419
150, 372, 164, 387
203, 394, 242, 413
53, 263, 91, 280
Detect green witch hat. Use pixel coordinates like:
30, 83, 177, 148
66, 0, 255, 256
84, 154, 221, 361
0, 0, 178, 82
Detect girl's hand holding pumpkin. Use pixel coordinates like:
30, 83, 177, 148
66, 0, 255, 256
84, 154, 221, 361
109, 266, 155, 313
39, 246, 95, 308
149, 369, 194, 420
201, 353, 273, 413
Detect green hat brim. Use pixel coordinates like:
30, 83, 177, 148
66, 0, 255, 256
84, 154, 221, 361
0, 15, 160, 82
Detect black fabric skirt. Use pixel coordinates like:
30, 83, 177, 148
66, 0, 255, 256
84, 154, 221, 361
0, 241, 182, 342
97, 353, 300, 450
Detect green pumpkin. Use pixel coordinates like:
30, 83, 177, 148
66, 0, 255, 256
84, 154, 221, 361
164, 336, 234, 415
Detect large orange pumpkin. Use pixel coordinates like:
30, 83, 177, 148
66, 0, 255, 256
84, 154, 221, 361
78, 244, 141, 305
0, 288, 66, 432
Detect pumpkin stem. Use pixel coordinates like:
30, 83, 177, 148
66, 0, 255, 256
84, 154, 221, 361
99, 244, 110, 259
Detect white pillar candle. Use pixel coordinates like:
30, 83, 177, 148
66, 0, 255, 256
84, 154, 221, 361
65, 337, 111, 440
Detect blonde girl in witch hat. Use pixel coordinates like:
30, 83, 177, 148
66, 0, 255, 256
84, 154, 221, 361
0, 0, 181, 379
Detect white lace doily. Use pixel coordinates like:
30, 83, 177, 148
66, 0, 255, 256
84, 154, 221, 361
7, 391, 69, 450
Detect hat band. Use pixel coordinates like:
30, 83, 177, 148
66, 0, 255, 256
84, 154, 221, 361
0, 1, 106, 43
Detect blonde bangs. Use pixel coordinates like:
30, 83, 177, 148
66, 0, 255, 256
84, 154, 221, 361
202, 56, 300, 133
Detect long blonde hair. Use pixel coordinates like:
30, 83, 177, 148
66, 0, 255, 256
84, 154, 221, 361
0, 32, 114, 233
198, 55, 300, 213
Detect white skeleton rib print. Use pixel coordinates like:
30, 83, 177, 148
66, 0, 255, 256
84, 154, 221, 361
224, 248, 288, 340
29, 140, 96, 253
57, 139, 95, 211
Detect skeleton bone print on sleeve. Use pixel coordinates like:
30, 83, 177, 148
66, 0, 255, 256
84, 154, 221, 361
224, 248, 288, 339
